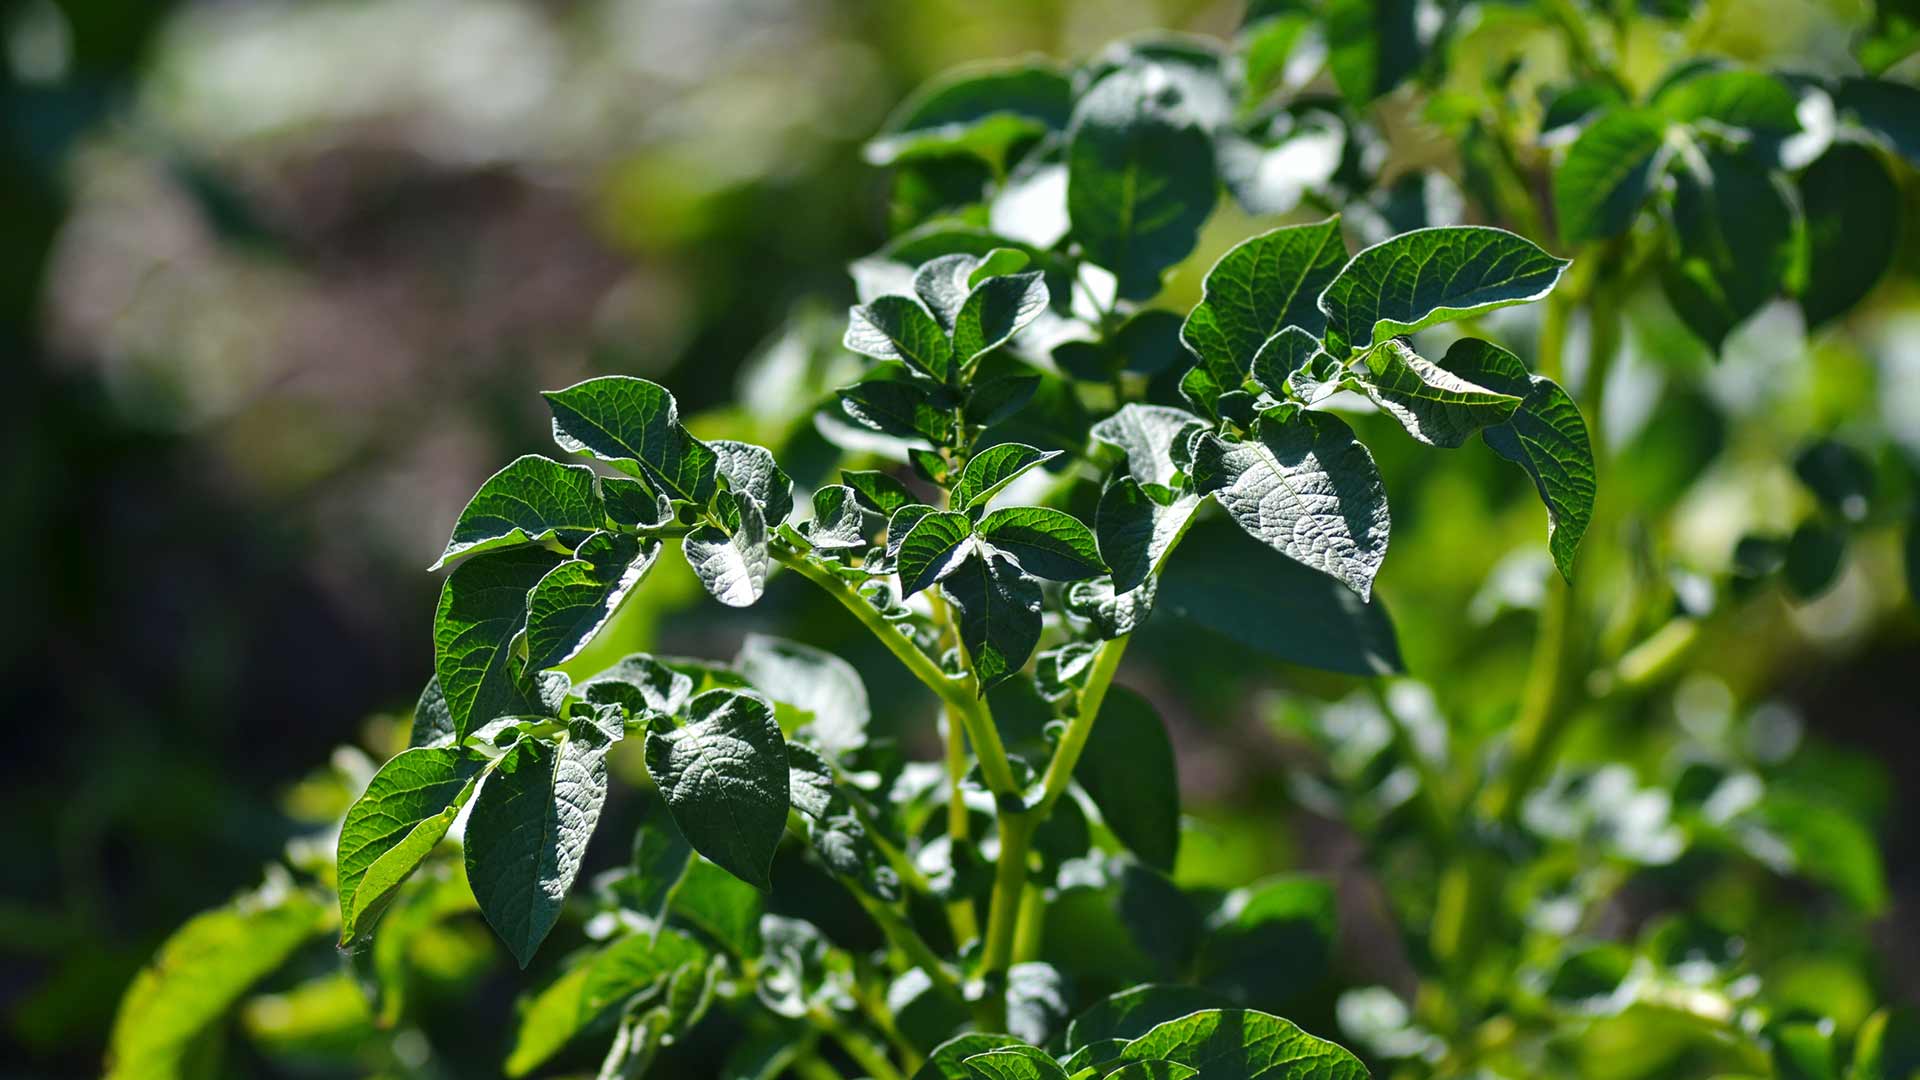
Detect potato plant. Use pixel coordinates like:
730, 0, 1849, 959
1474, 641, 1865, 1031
107, 4, 1920, 1080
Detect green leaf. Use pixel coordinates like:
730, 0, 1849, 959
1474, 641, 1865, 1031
544, 376, 718, 505
1075, 687, 1180, 870
1324, 0, 1423, 105
434, 547, 566, 740
1799, 142, 1900, 328
1118, 1008, 1369, 1080
1835, 77, 1920, 167
913, 1033, 1028, 1080
847, 295, 956, 382
411, 676, 455, 748
1553, 109, 1670, 245
1850, 1006, 1920, 1080
805, 484, 871, 552
503, 963, 591, 1077
684, 497, 769, 607
1653, 68, 1801, 135
336, 746, 486, 943
954, 443, 1062, 510
615, 807, 693, 928
840, 367, 957, 444
671, 855, 764, 956
580, 928, 709, 1019
736, 633, 870, 759
1439, 338, 1595, 581
1157, 519, 1403, 675
1191, 409, 1390, 599
897, 510, 976, 596
866, 59, 1073, 167
1318, 226, 1571, 353
954, 272, 1050, 366
1195, 876, 1337, 1008
962, 1046, 1072, 1080
1068, 63, 1219, 300
106, 883, 328, 1080
943, 549, 1045, 691
1180, 218, 1347, 389
1352, 338, 1522, 448
1248, 326, 1323, 400
1067, 984, 1232, 1050
432, 454, 604, 569
843, 469, 917, 516
1105, 1063, 1200, 1080
785, 742, 836, 820
1097, 480, 1201, 593
712, 439, 795, 525
978, 506, 1106, 581
644, 689, 790, 891
525, 532, 660, 671
465, 717, 621, 967
1658, 147, 1795, 352
1092, 404, 1207, 489
1794, 438, 1876, 522
1785, 520, 1847, 600
578, 654, 694, 717
602, 476, 672, 529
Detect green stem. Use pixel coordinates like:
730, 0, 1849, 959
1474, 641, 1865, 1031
1365, 680, 1453, 851
1012, 875, 1046, 963
979, 812, 1035, 994
1033, 635, 1130, 819
942, 706, 981, 946
811, 1008, 904, 1080
849, 889, 962, 1001
793, 1051, 846, 1080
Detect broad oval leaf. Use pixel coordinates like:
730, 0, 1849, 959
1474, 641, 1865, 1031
1118, 1008, 1369, 1080
643, 689, 790, 891
433, 454, 604, 569
712, 439, 795, 525
1249, 326, 1322, 400
1068, 62, 1219, 300
955, 443, 1063, 511
1067, 984, 1232, 1050
842, 469, 917, 516
942, 549, 1045, 691
912, 1033, 1028, 1080
578, 653, 694, 718
1318, 226, 1570, 353
684, 497, 770, 607
954, 272, 1050, 366
1075, 687, 1180, 871
1195, 875, 1337, 1008
1097, 479, 1201, 594
1105, 1063, 1200, 1080
839, 366, 957, 444
736, 633, 871, 759
897, 510, 976, 596
525, 532, 660, 671
1798, 141, 1900, 328
962, 1045, 1071, 1080
1658, 146, 1795, 352
865, 59, 1073, 167
434, 547, 566, 740
1180, 218, 1347, 388
1438, 338, 1594, 581
978, 506, 1105, 582
544, 376, 718, 505
1190, 409, 1390, 599
1653, 68, 1801, 135
465, 718, 621, 967
1352, 339, 1522, 448
846, 295, 955, 383
1835, 77, 1920, 167
805, 484, 871, 551
1553, 108, 1670, 245
1092, 404, 1206, 489
336, 745, 486, 943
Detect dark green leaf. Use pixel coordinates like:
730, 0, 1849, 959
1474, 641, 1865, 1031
1353, 339, 1522, 448
962, 1046, 1070, 1080
684, 497, 769, 607
1067, 984, 1232, 1050
1157, 520, 1402, 675
1097, 480, 1200, 594
1248, 326, 1322, 400
866, 60, 1073, 167
1105, 1063, 1200, 1080
840, 368, 956, 444
1196, 876, 1336, 1008
411, 676, 455, 748
1191, 409, 1390, 598
544, 376, 718, 504
1800, 143, 1900, 328
954, 443, 1062, 511
943, 549, 1045, 690
337, 746, 486, 943
1324, 0, 1423, 105
1794, 438, 1876, 522
525, 532, 660, 671
434, 547, 565, 739
847, 296, 955, 382
913, 1034, 1027, 1080
1006, 962, 1072, 1047
1553, 109, 1670, 245
1180, 218, 1346, 388
897, 510, 976, 596
1654, 68, 1801, 135
433, 454, 604, 569
1659, 147, 1795, 351
1440, 338, 1595, 581
1075, 687, 1179, 870
1320, 226, 1570, 353
736, 634, 870, 759
1836, 77, 1920, 167
1785, 520, 1847, 600
1091, 404, 1207, 489
978, 506, 1105, 581
466, 718, 621, 967
580, 928, 708, 1019
644, 689, 790, 891
968, 373, 1043, 427
671, 856, 764, 956
1118, 1008, 1369, 1080
1851, 1006, 1920, 1080
578, 654, 694, 718
1068, 63, 1219, 300
954, 272, 1050, 366
616, 808, 693, 927
712, 440, 795, 525
602, 476, 672, 529
843, 469, 918, 516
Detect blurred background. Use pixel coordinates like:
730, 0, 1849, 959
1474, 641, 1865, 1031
3, 0, 1916, 1076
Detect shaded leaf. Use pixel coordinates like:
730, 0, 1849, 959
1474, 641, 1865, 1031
1075, 687, 1180, 870
843, 469, 918, 516
434, 548, 566, 740
1799, 142, 1900, 328
1353, 339, 1522, 449
1067, 984, 1232, 1050
525, 532, 660, 671
866, 60, 1073, 167
578, 654, 695, 718
943, 549, 1045, 690
1658, 147, 1795, 351
1553, 109, 1670, 245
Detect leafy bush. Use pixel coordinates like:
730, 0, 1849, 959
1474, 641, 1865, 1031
106, 4, 1920, 1080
